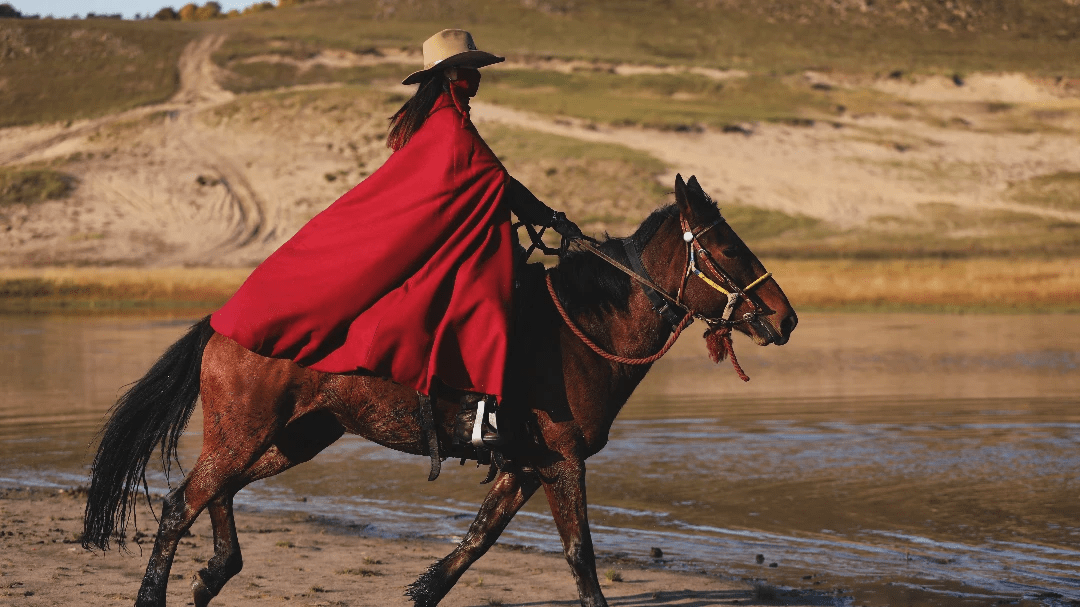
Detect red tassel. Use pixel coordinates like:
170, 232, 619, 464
704, 326, 750, 382
705, 326, 729, 363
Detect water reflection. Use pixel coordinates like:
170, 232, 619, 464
1, 313, 1078, 605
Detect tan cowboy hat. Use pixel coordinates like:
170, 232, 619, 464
401, 29, 504, 85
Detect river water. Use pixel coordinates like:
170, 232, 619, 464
1, 313, 1078, 606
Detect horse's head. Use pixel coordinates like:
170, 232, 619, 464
666, 174, 798, 347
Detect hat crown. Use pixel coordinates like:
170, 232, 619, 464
422, 29, 479, 70
401, 29, 503, 85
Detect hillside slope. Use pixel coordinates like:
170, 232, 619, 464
1, 2, 1079, 268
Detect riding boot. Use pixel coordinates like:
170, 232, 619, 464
453, 394, 515, 457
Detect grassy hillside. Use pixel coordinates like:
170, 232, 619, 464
4, 0, 1079, 127
214, 0, 1080, 75
2, 0, 1078, 289
0, 18, 193, 127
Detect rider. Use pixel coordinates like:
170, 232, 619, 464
210, 29, 583, 447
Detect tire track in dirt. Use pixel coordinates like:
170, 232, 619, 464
150, 34, 275, 263
1, 34, 277, 264
0, 36, 230, 167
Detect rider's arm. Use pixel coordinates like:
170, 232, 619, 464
505, 177, 584, 240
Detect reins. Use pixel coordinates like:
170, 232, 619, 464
543, 211, 772, 381
545, 272, 693, 365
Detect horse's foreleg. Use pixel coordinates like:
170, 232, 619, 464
191, 494, 242, 607
541, 458, 607, 607
406, 470, 541, 607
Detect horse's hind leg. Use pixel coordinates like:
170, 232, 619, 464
136, 458, 253, 607
191, 411, 344, 607
136, 416, 282, 604
135, 480, 198, 607
407, 470, 541, 607
190, 494, 241, 607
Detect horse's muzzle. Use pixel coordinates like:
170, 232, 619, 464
751, 311, 797, 346
772, 311, 798, 345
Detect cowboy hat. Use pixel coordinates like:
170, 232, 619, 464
401, 29, 504, 85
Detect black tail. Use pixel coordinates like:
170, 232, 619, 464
82, 316, 215, 551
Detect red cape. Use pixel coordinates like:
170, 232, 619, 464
211, 94, 513, 401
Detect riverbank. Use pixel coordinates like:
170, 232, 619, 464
1, 257, 1077, 314
0, 486, 819, 607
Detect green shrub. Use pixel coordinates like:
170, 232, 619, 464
0, 169, 75, 206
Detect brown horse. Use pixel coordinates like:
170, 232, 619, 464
83, 174, 797, 607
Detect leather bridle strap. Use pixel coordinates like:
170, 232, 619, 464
565, 239, 691, 322
623, 237, 688, 329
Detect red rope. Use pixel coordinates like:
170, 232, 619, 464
546, 273, 691, 365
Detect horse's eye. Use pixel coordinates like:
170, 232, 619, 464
721, 246, 741, 258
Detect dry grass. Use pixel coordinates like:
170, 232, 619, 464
7, 1, 1080, 128
1, 260, 1075, 314
0, 267, 249, 312
1009, 171, 1080, 212
770, 257, 1080, 312
210, 0, 1080, 78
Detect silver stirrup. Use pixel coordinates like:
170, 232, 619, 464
470, 399, 497, 448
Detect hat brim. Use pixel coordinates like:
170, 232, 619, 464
401, 51, 505, 85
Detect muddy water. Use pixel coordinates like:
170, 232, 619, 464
2, 313, 1078, 605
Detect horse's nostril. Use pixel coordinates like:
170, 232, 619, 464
780, 313, 798, 336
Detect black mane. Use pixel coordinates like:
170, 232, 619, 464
550, 205, 677, 318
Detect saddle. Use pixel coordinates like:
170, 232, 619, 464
417, 259, 545, 482
416, 390, 532, 483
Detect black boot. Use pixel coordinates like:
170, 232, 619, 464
453, 394, 512, 451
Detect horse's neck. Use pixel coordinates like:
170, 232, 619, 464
589, 233, 685, 420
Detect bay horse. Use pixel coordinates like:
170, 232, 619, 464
83, 174, 797, 607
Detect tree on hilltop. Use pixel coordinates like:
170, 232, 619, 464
178, 3, 197, 20
154, 6, 179, 19
242, 1, 275, 14
0, 3, 23, 18
195, 1, 221, 19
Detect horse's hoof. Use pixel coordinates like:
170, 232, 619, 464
191, 572, 216, 607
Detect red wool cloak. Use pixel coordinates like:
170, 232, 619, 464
210, 94, 513, 401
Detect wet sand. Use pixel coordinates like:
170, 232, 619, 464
0, 487, 827, 607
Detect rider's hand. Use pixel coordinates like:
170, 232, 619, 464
551, 212, 586, 241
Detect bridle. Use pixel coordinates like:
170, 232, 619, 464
675, 214, 773, 327
543, 208, 775, 374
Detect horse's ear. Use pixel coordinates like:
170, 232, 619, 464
676, 173, 706, 221
674, 173, 690, 215
687, 175, 704, 196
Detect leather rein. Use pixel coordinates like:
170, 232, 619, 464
544, 210, 772, 377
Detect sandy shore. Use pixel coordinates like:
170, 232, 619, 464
0, 486, 818, 607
